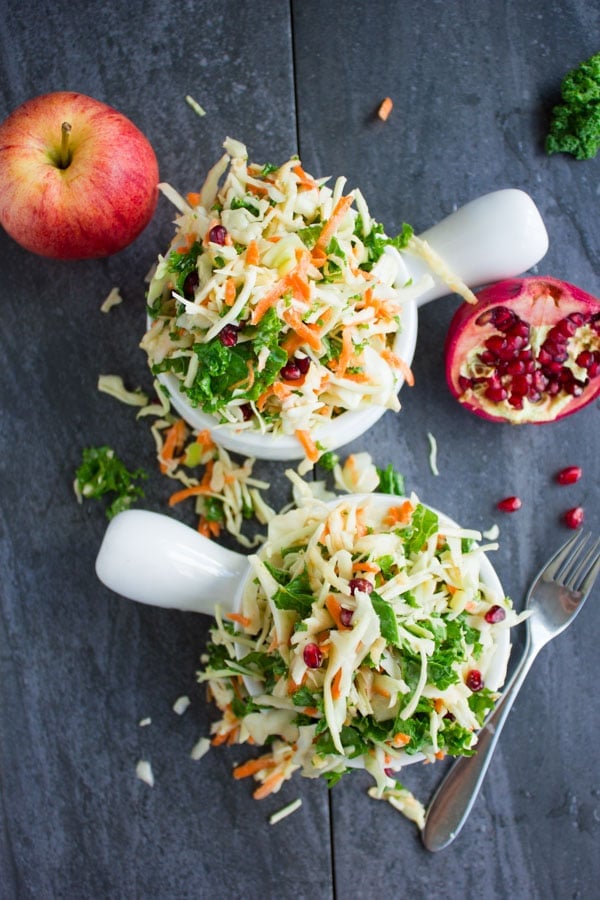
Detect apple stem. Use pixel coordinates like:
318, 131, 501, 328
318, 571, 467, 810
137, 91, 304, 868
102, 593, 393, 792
59, 122, 72, 169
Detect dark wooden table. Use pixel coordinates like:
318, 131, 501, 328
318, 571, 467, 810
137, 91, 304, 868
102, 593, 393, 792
1, 2, 599, 897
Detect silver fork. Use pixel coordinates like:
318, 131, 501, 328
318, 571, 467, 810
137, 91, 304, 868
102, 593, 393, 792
422, 530, 600, 852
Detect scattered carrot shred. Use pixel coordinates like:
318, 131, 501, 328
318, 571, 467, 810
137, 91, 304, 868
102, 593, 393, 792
186, 191, 202, 207
381, 349, 415, 386
253, 770, 286, 800
377, 96, 394, 121
232, 757, 277, 780
295, 429, 320, 463
159, 419, 187, 473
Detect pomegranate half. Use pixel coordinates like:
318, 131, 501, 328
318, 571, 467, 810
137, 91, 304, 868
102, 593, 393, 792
445, 276, 600, 423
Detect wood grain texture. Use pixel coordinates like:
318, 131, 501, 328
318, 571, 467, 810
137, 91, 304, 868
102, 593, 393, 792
1, 0, 599, 897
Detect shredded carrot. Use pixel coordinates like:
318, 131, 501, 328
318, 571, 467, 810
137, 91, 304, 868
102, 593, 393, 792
196, 429, 216, 451
282, 307, 322, 352
224, 278, 237, 306
246, 240, 260, 267
256, 380, 291, 413
250, 250, 311, 325
186, 191, 202, 207
373, 682, 391, 699
331, 668, 343, 701
293, 163, 318, 190
392, 732, 410, 747
198, 516, 220, 538
169, 459, 214, 506
377, 96, 394, 121
331, 326, 357, 376
315, 194, 354, 252
353, 561, 380, 574
246, 180, 269, 196
325, 594, 350, 631
310, 245, 328, 268
253, 770, 286, 800
304, 706, 319, 717
226, 612, 252, 628
434, 698, 445, 714
381, 349, 415, 386
233, 756, 277, 780
212, 726, 238, 746
295, 429, 320, 463
435, 750, 446, 760
159, 419, 187, 473
383, 500, 414, 526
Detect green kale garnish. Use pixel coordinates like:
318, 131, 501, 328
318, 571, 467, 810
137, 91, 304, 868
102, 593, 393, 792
546, 52, 600, 159
376, 463, 405, 496
75, 446, 147, 519
355, 217, 414, 271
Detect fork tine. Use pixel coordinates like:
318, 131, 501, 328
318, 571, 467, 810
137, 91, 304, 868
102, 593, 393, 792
563, 535, 596, 590
542, 530, 585, 581
574, 539, 600, 598
557, 533, 591, 586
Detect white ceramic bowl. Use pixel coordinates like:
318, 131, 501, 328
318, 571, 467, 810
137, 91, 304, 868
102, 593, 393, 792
150, 189, 548, 460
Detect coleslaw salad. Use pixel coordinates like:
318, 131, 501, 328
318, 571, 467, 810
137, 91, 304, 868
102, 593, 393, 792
198, 488, 523, 827
141, 138, 442, 463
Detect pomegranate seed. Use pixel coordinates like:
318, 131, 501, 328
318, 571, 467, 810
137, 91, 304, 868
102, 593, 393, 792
465, 670, 483, 691
348, 578, 373, 595
566, 312, 588, 328
497, 496, 522, 512
479, 350, 496, 366
511, 374, 531, 396
564, 506, 584, 529
295, 356, 311, 375
183, 270, 199, 299
556, 465, 582, 485
339, 607, 354, 627
505, 359, 526, 376
485, 384, 508, 402
484, 605, 506, 624
218, 324, 239, 347
280, 361, 303, 381
384, 767, 396, 778
458, 375, 473, 392
240, 403, 253, 421
508, 394, 523, 409
303, 643, 323, 668
476, 306, 518, 331
208, 224, 227, 245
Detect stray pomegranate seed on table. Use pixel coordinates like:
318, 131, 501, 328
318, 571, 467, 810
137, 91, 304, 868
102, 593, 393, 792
556, 465, 583, 485
497, 496, 522, 512
563, 506, 584, 529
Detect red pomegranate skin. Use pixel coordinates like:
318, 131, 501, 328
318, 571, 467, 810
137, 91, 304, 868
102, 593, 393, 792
444, 276, 600, 424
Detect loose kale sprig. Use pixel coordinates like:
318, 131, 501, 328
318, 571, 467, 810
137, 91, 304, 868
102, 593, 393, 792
546, 52, 600, 160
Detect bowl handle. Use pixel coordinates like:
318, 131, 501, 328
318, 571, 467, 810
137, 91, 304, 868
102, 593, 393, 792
390, 188, 549, 306
95, 509, 247, 615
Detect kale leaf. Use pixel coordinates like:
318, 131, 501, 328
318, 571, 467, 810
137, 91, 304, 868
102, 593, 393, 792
546, 52, 600, 159
75, 446, 147, 519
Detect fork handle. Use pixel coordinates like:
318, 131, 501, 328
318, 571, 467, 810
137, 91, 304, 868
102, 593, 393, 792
422, 645, 537, 851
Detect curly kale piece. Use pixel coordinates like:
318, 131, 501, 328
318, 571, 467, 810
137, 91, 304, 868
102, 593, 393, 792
546, 52, 600, 160
75, 446, 147, 518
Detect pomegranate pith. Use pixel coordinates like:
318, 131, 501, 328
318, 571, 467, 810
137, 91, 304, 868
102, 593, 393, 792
445, 277, 600, 424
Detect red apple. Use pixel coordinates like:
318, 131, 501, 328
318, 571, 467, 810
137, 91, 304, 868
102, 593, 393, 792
0, 91, 159, 260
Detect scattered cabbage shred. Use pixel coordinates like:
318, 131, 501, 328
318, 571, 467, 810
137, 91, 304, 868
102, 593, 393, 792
198, 487, 523, 829
141, 138, 450, 460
